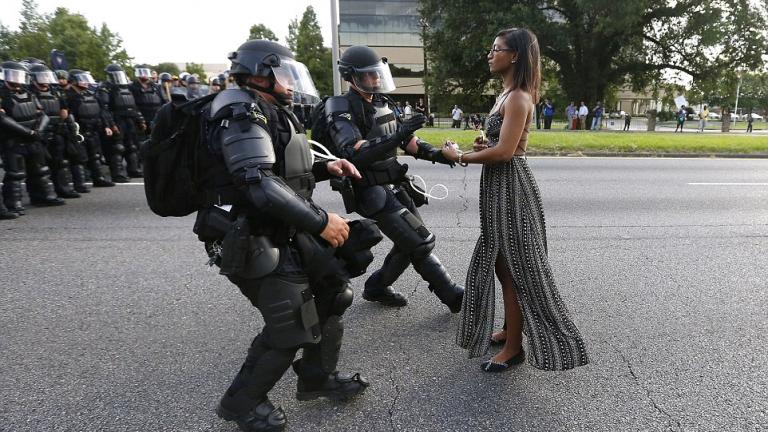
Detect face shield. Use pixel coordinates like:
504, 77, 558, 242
3, 69, 30, 85
33, 71, 57, 84
73, 72, 97, 86
351, 60, 396, 94
108, 70, 129, 85
270, 59, 320, 104
135, 68, 152, 79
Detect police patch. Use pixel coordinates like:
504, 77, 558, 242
339, 113, 352, 120
250, 111, 268, 126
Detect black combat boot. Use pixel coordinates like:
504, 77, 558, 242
414, 253, 464, 313
71, 165, 91, 193
292, 360, 369, 401
217, 398, 287, 432
0, 198, 18, 220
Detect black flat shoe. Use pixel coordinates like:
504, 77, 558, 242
480, 349, 526, 373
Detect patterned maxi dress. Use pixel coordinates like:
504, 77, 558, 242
456, 111, 589, 371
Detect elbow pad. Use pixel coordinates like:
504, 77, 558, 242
219, 118, 276, 174
245, 170, 328, 235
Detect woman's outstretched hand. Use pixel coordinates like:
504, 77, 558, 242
442, 140, 461, 163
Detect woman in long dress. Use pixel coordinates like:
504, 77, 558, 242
442, 28, 589, 372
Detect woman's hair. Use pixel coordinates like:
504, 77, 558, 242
496, 28, 541, 103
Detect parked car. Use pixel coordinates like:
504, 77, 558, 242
707, 112, 721, 120
742, 113, 763, 121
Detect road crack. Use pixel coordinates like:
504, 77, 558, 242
609, 342, 683, 431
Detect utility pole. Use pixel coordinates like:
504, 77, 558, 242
734, 71, 742, 122
419, 18, 430, 114
331, 0, 341, 96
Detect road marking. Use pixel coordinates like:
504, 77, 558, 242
687, 182, 768, 186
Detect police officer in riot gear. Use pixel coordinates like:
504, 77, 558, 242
99, 63, 146, 179
29, 63, 81, 199
0, 61, 66, 212
129, 65, 163, 130
187, 40, 373, 431
65, 69, 116, 189
158, 72, 173, 103
325, 45, 464, 312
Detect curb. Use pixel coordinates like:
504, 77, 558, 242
525, 151, 768, 159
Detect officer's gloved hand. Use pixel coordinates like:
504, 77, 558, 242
394, 113, 426, 145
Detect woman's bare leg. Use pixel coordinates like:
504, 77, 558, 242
491, 254, 523, 362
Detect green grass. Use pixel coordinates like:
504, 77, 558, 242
414, 129, 768, 154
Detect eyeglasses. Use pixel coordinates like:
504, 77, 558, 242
488, 47, 514, 55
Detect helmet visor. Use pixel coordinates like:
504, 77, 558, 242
351, 61, 396, 93
135, 68, 152, 78
109, 70, 129, 85
271, 59, 320, 103
34, 71, 58, 84
4, 69, 29, 85
74, 72, 96, 85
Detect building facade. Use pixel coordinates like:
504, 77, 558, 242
339, 0, 426, 107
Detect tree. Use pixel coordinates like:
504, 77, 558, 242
0, 1, 132, 80
153, 62, 181, 76
287, 6, 333, 97
420, 0, 768, 109
248, 23, 278, 41
185, 62, 207, 82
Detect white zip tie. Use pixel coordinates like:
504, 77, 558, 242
308, 139, 340, 162
408, 174, 449, 200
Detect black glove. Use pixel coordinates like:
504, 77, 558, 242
395, 113, 426, 145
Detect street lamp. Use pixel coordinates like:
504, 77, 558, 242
419, 18, 430, 115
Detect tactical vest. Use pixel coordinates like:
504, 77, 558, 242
110, 85, 139, 117
8, 91, 39, 128
360, 97, 405, 186
34, 88, 62, 127
282, 111, 315, 200
73, 90, 102, 129
133, 82, 162, 117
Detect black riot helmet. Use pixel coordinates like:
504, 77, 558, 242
159, 72, 172, 83
68, 68, 97, 89
338, 45, 396, 94
228, 39, 319, 105
2, 61, 31, 90
28, 63, 58, 87
105, 63, 129, 85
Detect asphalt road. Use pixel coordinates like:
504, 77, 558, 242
1, 158, 766, 432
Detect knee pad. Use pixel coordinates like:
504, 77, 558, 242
113, 143, 126, 154
410, 236, 435, 261
5, 169, 26, 181
376, 208, 434, 254
256, 276, 322, 349
332, 283, 354, 316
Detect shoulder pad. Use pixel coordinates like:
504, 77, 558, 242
209, 88, 257, 119
325, 96, 351, 116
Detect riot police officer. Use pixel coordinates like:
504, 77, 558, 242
0, 61, 65, 212
28, 63, 81, 199
185, 40, 372, 431
324, 45, 464, 312
158, 72, 173, 104
99, 63, 146, 179
65, 69, 115, 189
129, 65, 163, 130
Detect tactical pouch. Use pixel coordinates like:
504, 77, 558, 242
359, 159, 408, 186
403, 176, 428, 207
330, 176, 357, 214
218, 214, 251, 276
193, 206, 234, 242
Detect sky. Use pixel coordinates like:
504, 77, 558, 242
1, 0, 335, 65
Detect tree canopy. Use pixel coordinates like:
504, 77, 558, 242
288, 6, 333, 97
420, 0, 768, 109
0, 0, 131, 80
248, 23, 278, 41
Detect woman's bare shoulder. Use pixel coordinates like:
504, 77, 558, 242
502, 90, 533, 114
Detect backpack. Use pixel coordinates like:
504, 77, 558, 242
309, 96, 335, 154
141, 93, 217, 217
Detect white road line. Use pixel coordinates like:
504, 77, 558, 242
687, 183, 768, 186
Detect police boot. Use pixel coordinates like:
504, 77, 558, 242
27, 167, 66, 207
0, 198, 18, 220
108, 154, 130, 183
89, 160, 115, 187
125, 152, 143, 178
3, 176, 26, 215
292, 361, 369, 401
414, 253, 464, 313
216, 398, 287, 432
71, 164, 91, 193
52, 160, 81, 199
362, 250, 410, 307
